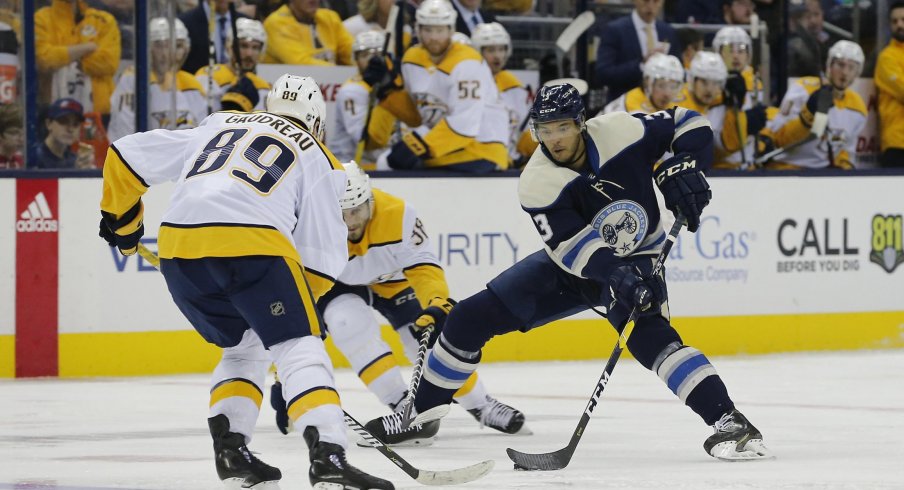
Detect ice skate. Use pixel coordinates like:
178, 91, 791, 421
360, 405, 441, 447
467, 396, 531, 435
305, 427, 394, 490
209, 414, 282, 489
704, 409, 773, 461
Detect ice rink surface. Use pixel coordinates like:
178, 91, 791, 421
2, 350, 903, 490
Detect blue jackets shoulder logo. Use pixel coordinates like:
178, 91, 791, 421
591, 200, 648, 257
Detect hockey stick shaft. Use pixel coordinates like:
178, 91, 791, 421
354, 31, 393, 163
406, 324, 433, 403
507, 215, 686, 471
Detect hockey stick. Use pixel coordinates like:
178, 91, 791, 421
556, 11, 596, 79
133, 244, 493, 485
506, 215, 686, 471
405, 324, 434, 405
345, 410, 494, 486
354, 29, 394, 163
206, 0, 216, 115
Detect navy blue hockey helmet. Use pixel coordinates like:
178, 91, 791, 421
528, 83, 586, 141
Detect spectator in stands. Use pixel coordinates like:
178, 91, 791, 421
723, 0, 755, 25
0, 103, 23, 169
677, 28, 703, 69
34, 98, 95, 169
875, 0, 904, 168
344, 0, 414, 45
180, 0, 250, 75
262, 0, 354, 65
787, 0, 836, 78
450, 0, 495, 37
35, 0, 121, 121
87, 0, 134, 61
595, 0, 680, 102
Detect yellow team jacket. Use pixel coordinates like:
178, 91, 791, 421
35, 0, 121, 115
262, 5, 354, 66
495, 70, 536, 162
875, 39, 904, 152
345, 188, 449, 305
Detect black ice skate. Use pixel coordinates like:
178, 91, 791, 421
208, 414, 281, 489
704, 409, 773, 461
467, 396, 531, 435
359, 407, 441, 447
304, 426, 395, 490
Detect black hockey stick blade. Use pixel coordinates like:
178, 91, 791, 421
345, 412, 495, 486
506, 217, 686, 471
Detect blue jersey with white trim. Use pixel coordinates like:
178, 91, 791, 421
518, 108, 712, 284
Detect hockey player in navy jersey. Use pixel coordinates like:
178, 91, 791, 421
367, 83, 771, 461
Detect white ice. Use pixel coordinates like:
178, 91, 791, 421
2, 350, 903, 489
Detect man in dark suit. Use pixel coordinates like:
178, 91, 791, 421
450, 0, 495, 36
180, 0, 249, 74
595, 0, 681, 101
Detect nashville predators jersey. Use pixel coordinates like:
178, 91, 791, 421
107, 67, 208, 142
495, 70, 532, 161
767, 77, 867, 169
340, 188, 448, 305
100, 111, 349, 299
601, 87, 658, 115
717, 66, 765, 167
519, 108, 712, 283
194, 65, 271, 113
674, 86, 744, 162
401, 42, 510, 169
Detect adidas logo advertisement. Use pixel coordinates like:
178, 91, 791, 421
17, 192, 58, 233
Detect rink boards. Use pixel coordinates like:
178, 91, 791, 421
2, 175, 903, 377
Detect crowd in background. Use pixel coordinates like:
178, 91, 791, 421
0, 0, 902, 170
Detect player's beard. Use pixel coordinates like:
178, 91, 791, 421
893, 28, 904, 42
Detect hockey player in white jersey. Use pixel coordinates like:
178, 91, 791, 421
107, 18, 207, 141
99, 74, 393, 490
760, 40, 867, 170
195, 18, 271, 113
675, 51, 752, 168
271, 162, 529, 445
471, 22, 537, 167
602, 53, 684, 115
367, 83, 771, 461
384, 0, 510, 172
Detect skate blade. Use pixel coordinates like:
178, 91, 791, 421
710, 439, 774, 461
311, 483, 346, 490
222, 479, 281, 489
411, 405, 450, 426
512, 423, 533, 436
355, 435, 436, 448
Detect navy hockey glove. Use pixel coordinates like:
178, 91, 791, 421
269, 380, 291, 435
608, 265, 667, 316
745, 104, 767, 134
413, 297, 455, 348
362, 55, 390, 89
387, 132, 430, 170
99, 200, 144, 256
221, 76, 260, 112
724, 71, 747, 108
655, 153, 711, 232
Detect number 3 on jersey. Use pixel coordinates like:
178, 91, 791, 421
186, 128, 297, 194
533, 214, 553, 241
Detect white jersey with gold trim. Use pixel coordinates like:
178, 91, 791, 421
107, 68, 208, 142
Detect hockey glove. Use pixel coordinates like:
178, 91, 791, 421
387, 131, 430, 170
800, 85, 833, 128
608, 265, 667, 317
655, 153, 711, 233
724, 71, 747, 108
413, 297, 455, 347
362, 55, 390, 89
269, 381, 292, 435
99, 200, 144, 256
745, 104, 767, 135
221, 76, 260, 112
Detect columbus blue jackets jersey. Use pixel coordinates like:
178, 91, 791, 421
518, 108, 712, 284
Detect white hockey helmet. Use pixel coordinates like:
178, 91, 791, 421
149, 17, 190, 47
341, 161, 372, 210
826, 40, 865, 76
712, 26, 751, 52
353, 30, 385, 53
643, 53, 685, 83
266, 74, 326, 141
470, 22, 511, 52
416, 0, 457, 27
452, 32, 472, 46
689, 51, 728, 85
229, 18, 267, 52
